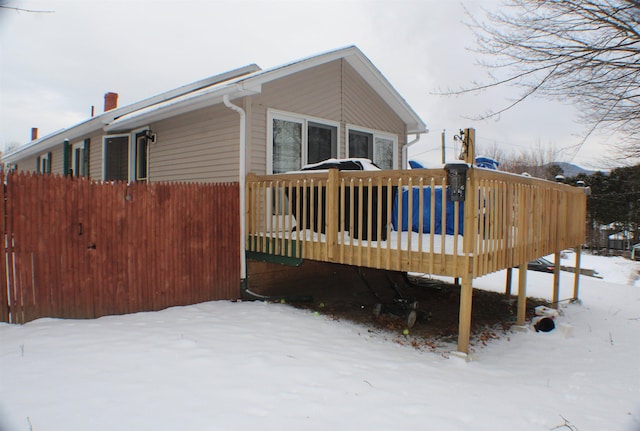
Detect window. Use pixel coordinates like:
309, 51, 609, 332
347, 127, 397, 170
71, 139, 90, 178
104, 135, 129, 181
36, 152, 51, 174
269, 111, 338, 174
134, 131, 149, 181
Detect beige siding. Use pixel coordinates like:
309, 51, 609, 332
248, 60, 342, 175
45, 146, 63, 174
342, 60, 406, 147
149, 104, 240, 183
86, 131, 103, 180
10, 131, 102, 179
15, 154, 39, 174
14, 147, 62, 174
248, 59, 406, 174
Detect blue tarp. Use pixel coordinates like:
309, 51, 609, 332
391, 187, 464, 235
476, 156, 499, 170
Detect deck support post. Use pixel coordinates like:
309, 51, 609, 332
457, 276, 473, 354
517, 264, 527, 325
552, 251, 561, 308
505, 267, 513, 296
573, 247, 581, 301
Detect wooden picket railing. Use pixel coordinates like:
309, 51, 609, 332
469, 169, 587, 277
245, 167, 587, 279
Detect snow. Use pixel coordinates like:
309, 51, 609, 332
1, 253, 639, 431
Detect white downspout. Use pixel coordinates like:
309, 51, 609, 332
402, 133, 423, 169
223, 95, 247, 282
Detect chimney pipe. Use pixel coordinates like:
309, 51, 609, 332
31, 127, 38, 141
104, 92, 118, 112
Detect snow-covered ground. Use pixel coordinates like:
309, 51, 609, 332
1, 252, 639, 431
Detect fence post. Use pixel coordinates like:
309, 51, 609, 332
326, 169, 339, 260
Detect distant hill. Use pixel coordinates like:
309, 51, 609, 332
543, 162, 600, 177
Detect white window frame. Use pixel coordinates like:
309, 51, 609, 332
102, 133, 130, 181
267, 109, 340, 174
346, 125, 398, 170
37, 152, 51, 174
132, 126, 151, 182
71, 141, 85, 177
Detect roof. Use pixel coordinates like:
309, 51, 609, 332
4, 46, 428, 163
608, 230, 634, 240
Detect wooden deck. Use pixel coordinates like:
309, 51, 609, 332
245, 165, 588, 353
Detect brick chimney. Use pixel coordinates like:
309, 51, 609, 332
104, 92, 119, 112
31, 127, 38, 141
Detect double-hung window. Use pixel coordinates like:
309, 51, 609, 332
36, 152, 52, 174
103, 135, 129, 181
347, 127, 397, 170
71, 139, 90, 177
134, 131, 149, 181
269, 111, 338, 174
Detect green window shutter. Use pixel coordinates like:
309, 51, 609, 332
36, 156, 41, 174
82, 138, 90, 177
62, 139, 71, 176
46, 152, 52, 174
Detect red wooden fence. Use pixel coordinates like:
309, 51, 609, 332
1, 172, 240, 324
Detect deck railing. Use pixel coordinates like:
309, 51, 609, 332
470, 169, 587, 277
245, 168, 587, 278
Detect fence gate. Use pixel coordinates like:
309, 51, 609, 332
1, 172, 240, 324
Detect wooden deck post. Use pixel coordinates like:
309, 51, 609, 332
552, 251, 561, 308
326, 169, 339, 261
457, 275, 473, 354
573, 247, 581, 301
517, 264, 527, 325
463, 128, 475, 165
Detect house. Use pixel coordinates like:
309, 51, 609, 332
3, 46, 590, 355
2, 46, 428, 182
608, 230, 636, 251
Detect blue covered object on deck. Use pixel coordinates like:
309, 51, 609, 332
391, 187, 464, 235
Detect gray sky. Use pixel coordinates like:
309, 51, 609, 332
0, 0, 627, 170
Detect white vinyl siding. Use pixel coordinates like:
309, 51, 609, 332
150, 104, 240, 183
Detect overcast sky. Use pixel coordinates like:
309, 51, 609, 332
0, 0, 630, 170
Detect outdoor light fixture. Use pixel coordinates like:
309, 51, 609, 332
143, 130, 156, 143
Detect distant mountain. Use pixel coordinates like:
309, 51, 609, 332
543, 162, 600, 178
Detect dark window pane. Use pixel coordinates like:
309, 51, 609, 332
73, 148, 82, 177
349, 131, 372, 159
136, 133, 148, 181
105, 136, 129, 181
307, 122, 337, 164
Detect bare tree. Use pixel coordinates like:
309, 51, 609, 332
0, 1, 54, 13
483, 139, 562, 179
456, 0, 640, 158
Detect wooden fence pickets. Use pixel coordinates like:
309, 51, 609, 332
1, 172, 240, 324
